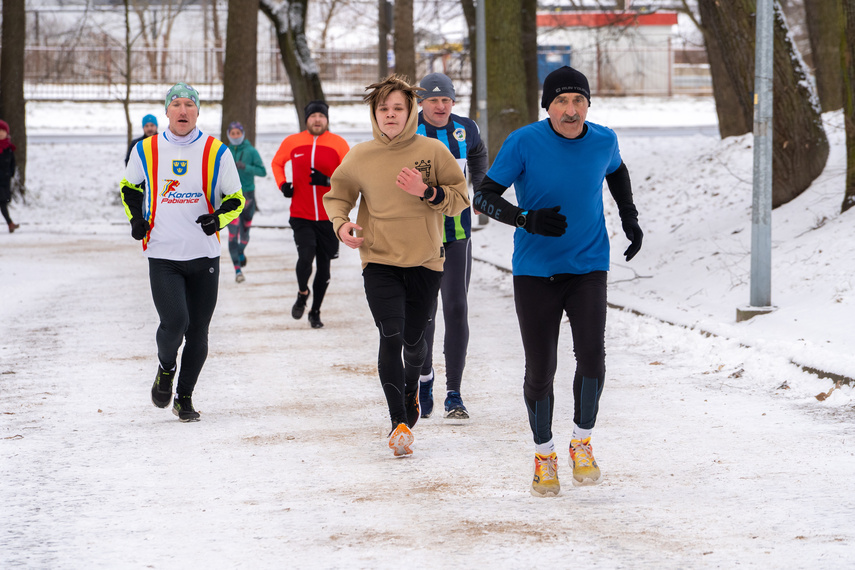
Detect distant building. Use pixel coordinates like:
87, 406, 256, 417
538, 10, 679, 96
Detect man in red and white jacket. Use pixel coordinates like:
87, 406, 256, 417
271, 101, 350, 328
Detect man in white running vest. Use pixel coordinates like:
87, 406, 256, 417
120, 82, 245, 422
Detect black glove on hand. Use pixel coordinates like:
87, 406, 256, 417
309, 167, 331, 187
130, 217, 150, 241
235, 160, 245, 170
621, 218, 643, 261
524, 206, 567, 237
280, 182, 293, 198
195, 213, 219, 236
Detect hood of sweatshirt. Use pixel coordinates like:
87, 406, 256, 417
369, 91, 420, 149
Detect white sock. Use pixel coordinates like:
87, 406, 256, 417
572, 426, 592, 442
535, 439, 555, 455
419, 369, 434, 383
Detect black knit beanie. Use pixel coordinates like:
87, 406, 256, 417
541, 66, 591, 109
304, 100, 329, 121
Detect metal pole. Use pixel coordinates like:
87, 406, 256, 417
750, 0, 773, 309
475, 0, 488, 143
378, 0, 388, 79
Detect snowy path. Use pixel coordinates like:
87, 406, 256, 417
2, 226, 854, 568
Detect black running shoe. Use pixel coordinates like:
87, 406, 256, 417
308, 310, 324, 328
172, 394, 201, 422
239, 254, 247, 267
405, 387, 420, 428
151, 365, 174, 409
291, 290, 309, 320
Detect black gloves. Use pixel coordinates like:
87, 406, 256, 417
621, 219, 643, 261
195, 213, 220, 236
280, 182, 293, 198
523, 206, 567, 237
235, 160, 245, 170
310, 168, 331, 187
130, 217, 150, 240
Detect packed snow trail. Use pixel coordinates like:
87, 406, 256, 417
1, 227, 853, 568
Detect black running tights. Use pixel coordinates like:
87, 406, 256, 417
148, 257, 219, 396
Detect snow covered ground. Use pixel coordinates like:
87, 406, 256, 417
2, 97, 854, 568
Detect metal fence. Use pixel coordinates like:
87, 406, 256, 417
21, 44, 710, 103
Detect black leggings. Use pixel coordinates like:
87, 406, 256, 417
363, 263, 442, 424
227, 191, 256, 269
148, 257, 219, 396
514, 271, 607, 442
291, 218, 339, 312
0, 201, 12, 224
421, 238, 471, 391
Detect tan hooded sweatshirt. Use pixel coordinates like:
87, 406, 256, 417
323, 92, 469, 272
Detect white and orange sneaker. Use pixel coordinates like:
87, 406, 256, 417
569, 437, 602, 486
388, 423, 414, 457
531, 452, 560, 497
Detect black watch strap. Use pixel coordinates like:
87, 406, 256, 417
515, 210, 528, 228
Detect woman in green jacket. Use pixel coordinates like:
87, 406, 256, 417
227, 121, 267, 282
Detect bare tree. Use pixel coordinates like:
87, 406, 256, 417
460, 0, 477, 119
393, 0, 416, 80
260, 0, 325, 131
804, 0, 843, 111
842, 0, 855, 212
222, 0, 259, 144
1, 0, 27, 193
520, 0, 538, 124
485, 0, 528, 163
697, 0, 829, 208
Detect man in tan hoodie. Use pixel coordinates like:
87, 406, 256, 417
323, 74, 469, 457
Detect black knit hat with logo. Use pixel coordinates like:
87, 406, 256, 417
541, 66, 591, 109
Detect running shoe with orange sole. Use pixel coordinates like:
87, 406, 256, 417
569, 437, 602, 486
388, 423, 414, 457
531, 452, 560, 497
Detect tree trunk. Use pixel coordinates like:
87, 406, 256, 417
210, 0, 225, 80
841, 0, 855, 212
260, 0, 325, 131
393, 0, 416, 81
485, 0, 528, 163
698, 0, 829, 208
698, 0, 753, 137
520, 0, 539, 124
222, 0, 259, 144
460, 0, 477, 120
805, 0, 843, 111
124, 0, 134, 150
0, 0, 27, 193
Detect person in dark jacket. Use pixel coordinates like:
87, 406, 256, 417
0, 119, 19, 233
226, 121, 267, 283
124, 114, 159, 166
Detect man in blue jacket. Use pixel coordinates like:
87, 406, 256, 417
474, 66, 643, 496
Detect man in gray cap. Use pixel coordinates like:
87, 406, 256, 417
415, 72, 488, 421
473, 66, 643, 496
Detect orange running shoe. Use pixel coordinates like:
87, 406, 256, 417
388, 423, 414, 457
569, 437, 602, 486
531, 452, 560, 497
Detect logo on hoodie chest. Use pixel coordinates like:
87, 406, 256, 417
414, 160, 432, 184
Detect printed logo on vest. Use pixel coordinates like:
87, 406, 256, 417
453, 128, 466, 142
160, 179, 202, 204
414, 159, 432, 184
172, 160, 188, 175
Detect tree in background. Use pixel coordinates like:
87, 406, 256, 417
394, 0, 416, 81
804, 0, 843, 112
460, 0, 477, 120
0, 0, 27, 193
260, 0, 325, 131
842, 0, 855, 212
221, 0, 259, 144
697, 0, 828, 208
485, 0, 528, 163
520, 0, 538, 124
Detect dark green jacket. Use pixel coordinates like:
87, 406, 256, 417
228, 139, 266, 192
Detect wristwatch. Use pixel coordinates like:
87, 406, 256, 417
515, 210, 528, 228
421, 186, 434, 201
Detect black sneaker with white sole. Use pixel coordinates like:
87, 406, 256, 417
151, 365, 175, 409
172, 394, 201, 422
